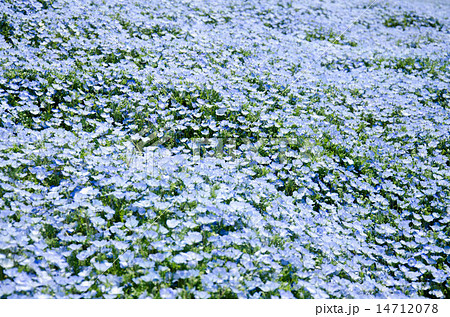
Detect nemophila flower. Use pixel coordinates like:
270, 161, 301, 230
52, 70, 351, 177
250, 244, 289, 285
74, 280, 94, 293
136, 270, 161, 283
260, 281, 280, 293
125, 216, 139, 229
119, 250, 135, 268
90, 216, 106, 227
111, 240, 129, 250
173, 269, 200, 281
172, 251, 203, 265
91, 260, 113, 272
166, 219, 181, 229
183, 231, 203, 245
76, 249, 95, 261
194, 290, 210, 299
159, 288, 177, 299
13, 272, 37, 292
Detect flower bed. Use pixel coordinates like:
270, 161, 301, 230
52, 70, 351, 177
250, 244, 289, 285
0, 0, 449, 298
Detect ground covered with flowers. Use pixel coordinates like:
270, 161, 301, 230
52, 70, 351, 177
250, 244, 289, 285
0, 0, 449, 298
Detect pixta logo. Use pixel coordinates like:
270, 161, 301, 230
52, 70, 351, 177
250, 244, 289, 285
315, 304, 360, 316
125, 128, 319, 167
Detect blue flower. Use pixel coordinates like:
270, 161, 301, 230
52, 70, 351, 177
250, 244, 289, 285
159, 288, 177, 299
183, 232, 203, 245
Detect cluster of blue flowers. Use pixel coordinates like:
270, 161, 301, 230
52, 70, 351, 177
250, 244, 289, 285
0, 0, 449, 298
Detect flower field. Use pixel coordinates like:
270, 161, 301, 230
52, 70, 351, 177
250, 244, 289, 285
0, 0, 449, 298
